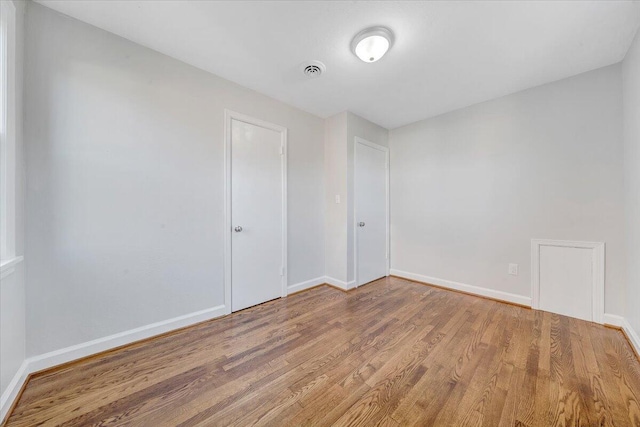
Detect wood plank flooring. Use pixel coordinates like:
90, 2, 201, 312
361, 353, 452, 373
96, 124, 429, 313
5, 277, 640, 426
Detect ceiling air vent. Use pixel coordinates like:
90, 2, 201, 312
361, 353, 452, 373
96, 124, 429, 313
302, 60, 326, 78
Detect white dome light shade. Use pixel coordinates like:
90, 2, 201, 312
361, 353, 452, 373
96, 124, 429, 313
355, 36, 389, 62
351, 27, 394, 63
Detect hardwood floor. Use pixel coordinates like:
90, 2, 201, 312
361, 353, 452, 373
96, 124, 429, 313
5, 277, 640, 426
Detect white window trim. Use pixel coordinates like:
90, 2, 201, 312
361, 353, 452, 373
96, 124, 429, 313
0, 0, 19, 279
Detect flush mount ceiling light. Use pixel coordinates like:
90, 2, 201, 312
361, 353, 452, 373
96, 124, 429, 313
351, 26, 394, 63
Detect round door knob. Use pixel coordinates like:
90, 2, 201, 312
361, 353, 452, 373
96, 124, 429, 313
234, 226, 243, 232
358, 222, 365, 227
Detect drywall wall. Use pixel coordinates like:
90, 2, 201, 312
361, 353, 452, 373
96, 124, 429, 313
346, 112, 389, 282
0, 266, 25, 399
1, 0, 26, 405
323, 111, 388, 285
390, 64, 626, 315
623, 28, 640, 335
324, 112, 348, 283
24, 2, 325, 356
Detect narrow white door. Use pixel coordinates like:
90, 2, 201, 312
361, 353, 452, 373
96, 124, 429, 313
231, 117, 284, 312
539, 245, 593, 321
355, 139, 388, 286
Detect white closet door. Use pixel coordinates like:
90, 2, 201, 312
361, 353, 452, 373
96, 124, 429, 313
231, 118, 284, 312
355, 139, 388, 286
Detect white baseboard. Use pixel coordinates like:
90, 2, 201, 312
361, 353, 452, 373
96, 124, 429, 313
1, 276, 637, 423
27, 304, 227, 373
603, 313, 624, 328
324, 276, 356, 291
623, 319, 640, 356
0, 361, 29, 423
390, 269, 532, 307
290, 276, 360, 293
0, 275, 354, 422
287, 276, 325, 294
0, 303, 227, 423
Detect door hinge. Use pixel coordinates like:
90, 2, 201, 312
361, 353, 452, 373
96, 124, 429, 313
280, 145, 284, 155
280, 266, 285, 276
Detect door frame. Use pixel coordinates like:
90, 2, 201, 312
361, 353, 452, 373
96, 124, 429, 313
531, 238, 604, 323
353, 137, 390, 288
224, 109, 288, 314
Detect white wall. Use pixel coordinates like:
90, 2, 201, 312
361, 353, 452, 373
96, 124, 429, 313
323, 112, 389, 285
623, 29, 640, 335
0, 265, 25, 391
1, 0, 26, 403
346, 112, 388, 282
24, 3, 325, 356
390, 64, 626, 315
324, 112, 348, 282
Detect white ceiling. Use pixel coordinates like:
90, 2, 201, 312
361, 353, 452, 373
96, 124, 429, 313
36, 0, 640, 129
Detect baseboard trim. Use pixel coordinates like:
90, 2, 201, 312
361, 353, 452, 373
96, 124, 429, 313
0, 303, 227, 424
27, 304, 227, 374
603, 313, 624, 328
0, 275, 345, 422
390, 269, 532, 307
1, 276, 637, 423
0, 361, 29, 424
622, 319, 640, 361
287, 276, 325, 295
324, 276, 356, 291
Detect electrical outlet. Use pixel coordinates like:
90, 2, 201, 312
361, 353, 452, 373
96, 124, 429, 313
508, 263, 519, 276
335, 195, 341, 204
